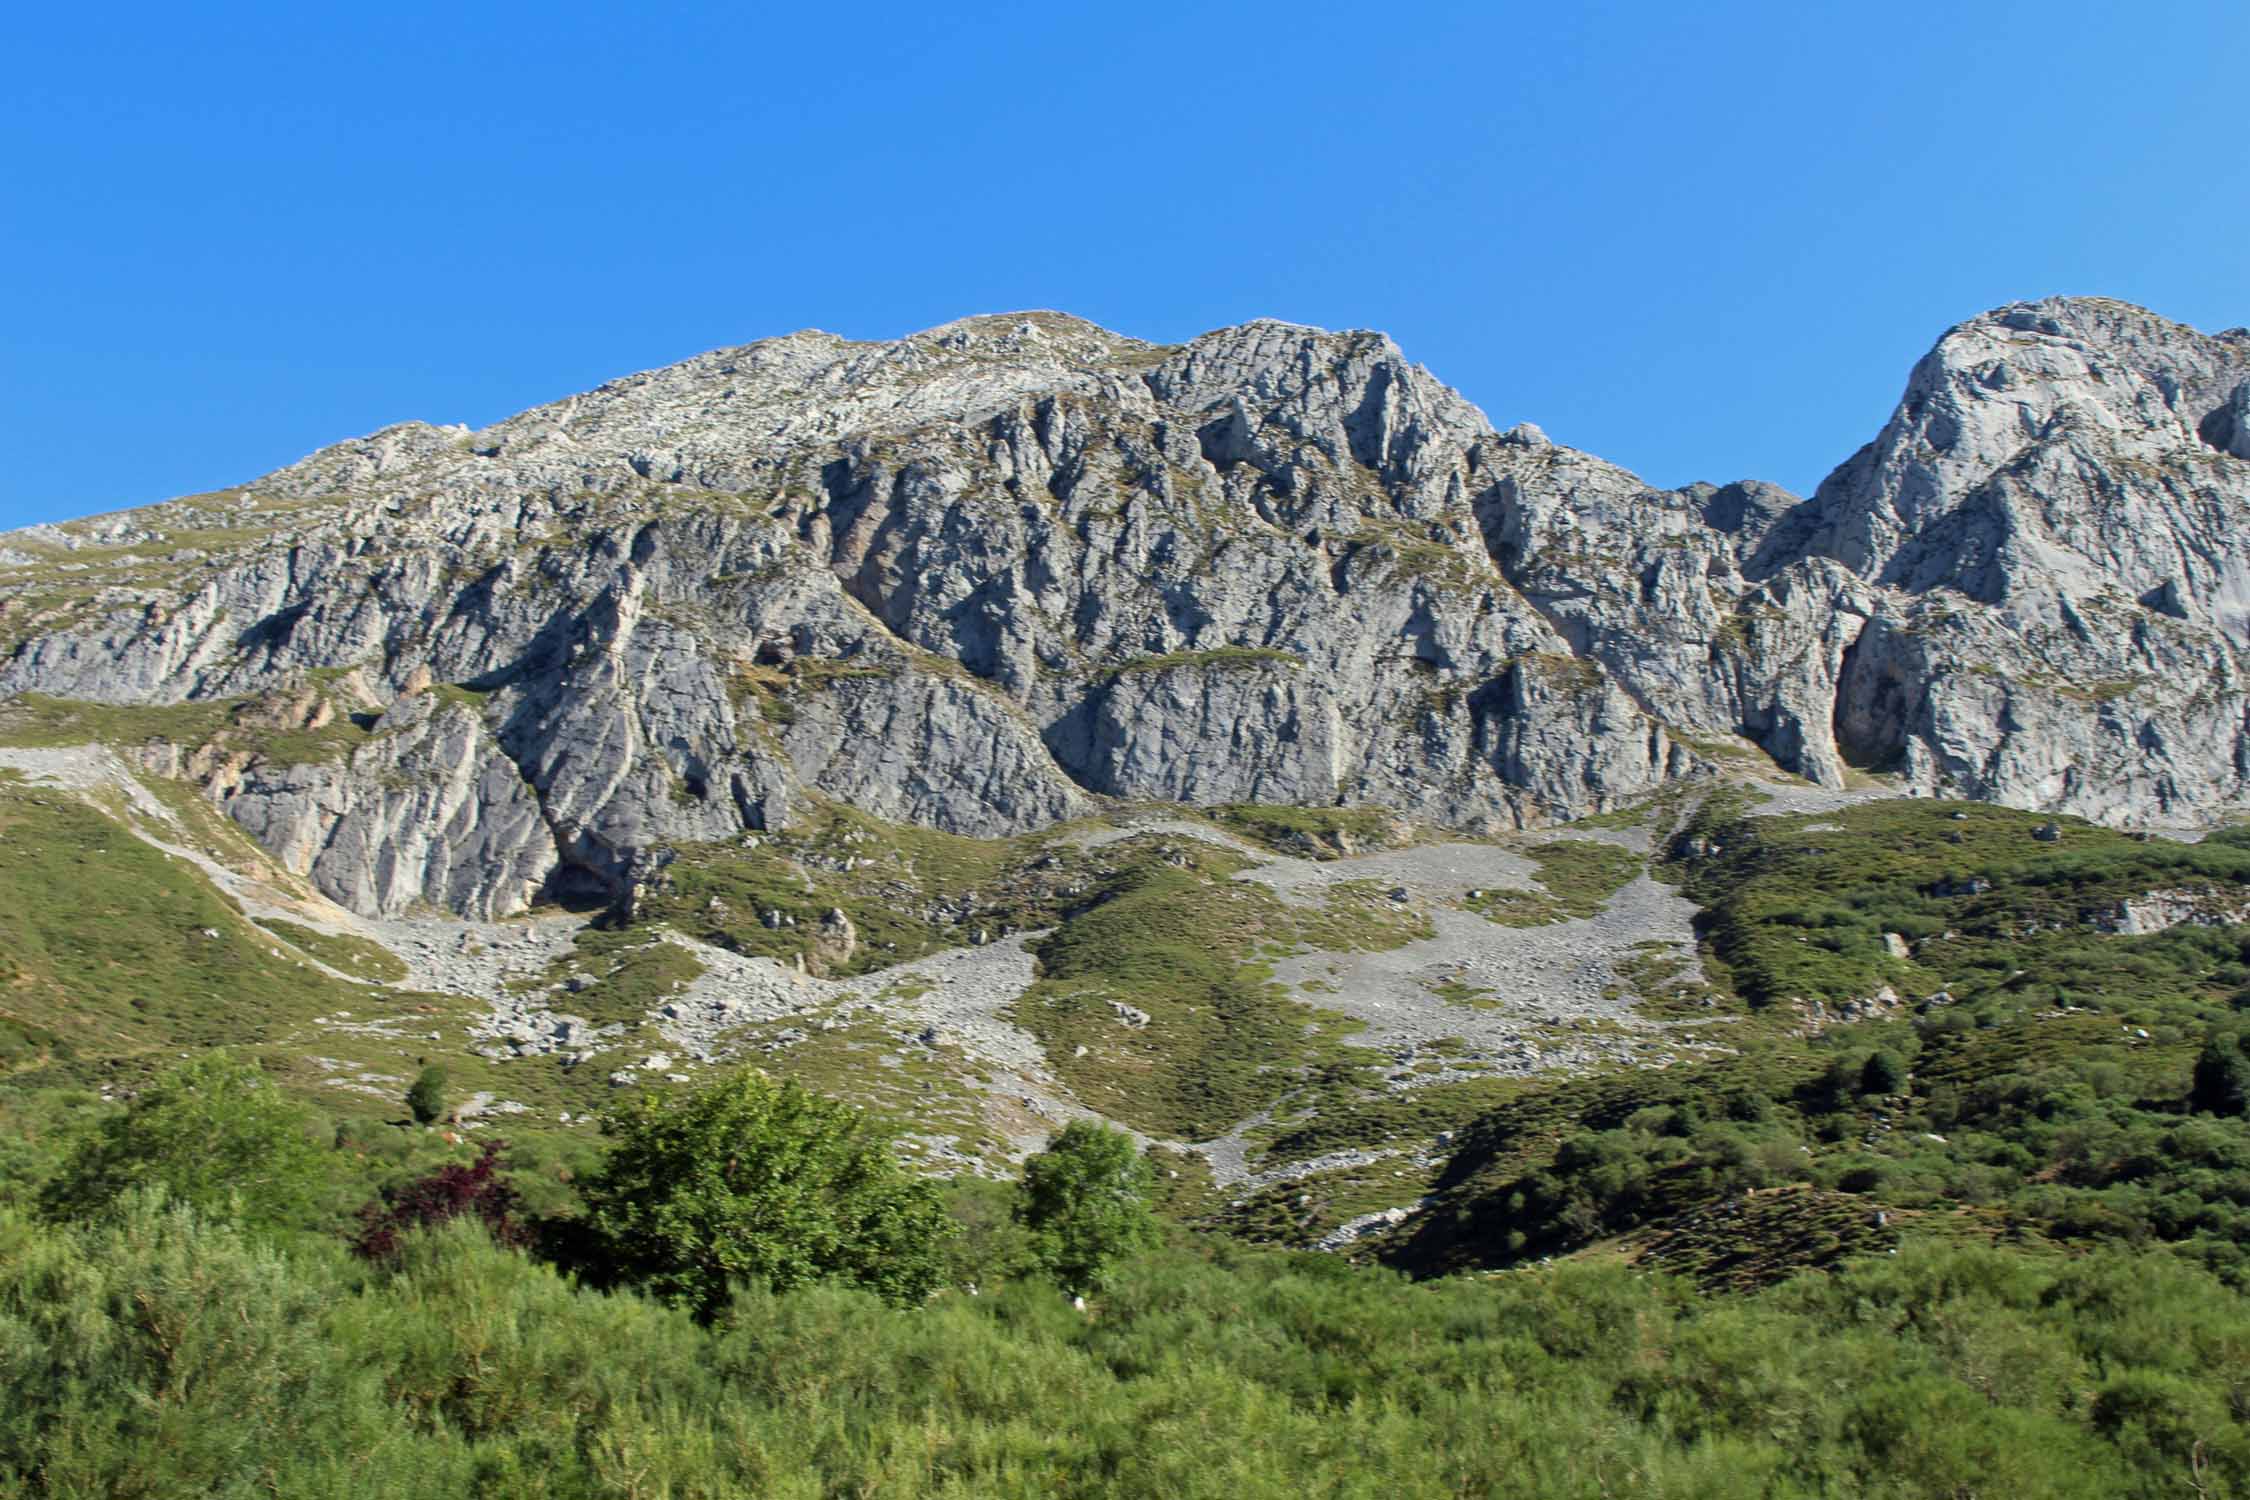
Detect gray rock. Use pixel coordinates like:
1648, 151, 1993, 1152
5, 298, 2248, 923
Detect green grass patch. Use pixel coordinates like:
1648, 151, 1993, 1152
1104, 646, 1304, 677
1008, 844, 1402, 1140
540, 929, 707, 1026
1466, 840, 1643, 926
0, 691, 374, 767
1615, 943, 1725, 1019
253, 920, 410, 984
631, 800, 1086, 978
1208, 803, 1406, 859
721, 1016, 1011, 1171
1426, 977, 1499, 1009
0, 778, 513, 1131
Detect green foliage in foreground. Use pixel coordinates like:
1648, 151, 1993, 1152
35, 1050, 333, 1232
576, 1071, 954, 1317
1014, 1120, 1160, 1292
4, 1197, 2248, 1499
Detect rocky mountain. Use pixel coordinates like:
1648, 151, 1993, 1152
4, 296, 2248, 924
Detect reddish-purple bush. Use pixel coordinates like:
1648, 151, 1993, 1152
351, 1141, 529, 1261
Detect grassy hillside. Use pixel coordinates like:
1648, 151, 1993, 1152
0, 771, 421, 1075
1390, 798, 2250, 1291
7, 762, 2250, 1493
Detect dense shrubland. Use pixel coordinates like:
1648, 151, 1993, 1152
6, 1032, 2250, 1496
5, 1195, 2248, 1498
10, 797, 2250, 1492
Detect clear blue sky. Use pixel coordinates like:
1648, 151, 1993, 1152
5, 0, 2246, 529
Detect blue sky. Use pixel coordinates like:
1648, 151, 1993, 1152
3, 0, 2245, 528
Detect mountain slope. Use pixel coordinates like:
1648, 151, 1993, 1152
8, 299, 2246, 925
12, 303, 2250, 1272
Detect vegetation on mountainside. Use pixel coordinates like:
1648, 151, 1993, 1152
1008, 841, 1427, 1139
1102, 644, 1304, 677
1390, 799, 2250, 1292
1671, 794, 2250, 1010
255, 918, 412, 983
623, 799, 1085, 978
1466, 837, 1645, 925
1206, 801, 1406, 857
0, 775, 450, 1078
2, 1192, 2245, 1498
0, 689, 378, 766
0, 775, 656, 1154
3, 1051, 2248, 1498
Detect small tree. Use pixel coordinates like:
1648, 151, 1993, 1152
1859, 1049, 1909, 1097
1014, 1120, 1159, 1293
351, 1141, 527, 1261
406, 1065, 449, 1126
2190, 1028, 2250, 1117
577, 1071, 953, 1318
39, 1050, 330, 1232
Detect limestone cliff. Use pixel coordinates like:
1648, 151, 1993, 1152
4, 298, 2245, 918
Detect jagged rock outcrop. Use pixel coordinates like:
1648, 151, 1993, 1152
215, 694, 558, 920
5, 298, 2248, 919
1764, 297, 2250, 817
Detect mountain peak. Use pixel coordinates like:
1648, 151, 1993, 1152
5, 295, 2250, 916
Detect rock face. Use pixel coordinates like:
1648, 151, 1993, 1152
5, 298, 2249, 919
1768, 298, 2250, 818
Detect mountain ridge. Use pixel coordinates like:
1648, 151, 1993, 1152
4, 295, 2249, 925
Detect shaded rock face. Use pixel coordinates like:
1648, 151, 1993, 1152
214, 695, 558, 921
5, 299, 2249, 919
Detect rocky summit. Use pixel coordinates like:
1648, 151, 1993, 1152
3, 296, 2248, 923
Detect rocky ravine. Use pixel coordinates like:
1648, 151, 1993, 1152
4, 296, 2249, 924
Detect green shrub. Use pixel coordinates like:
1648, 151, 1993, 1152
1015, 1120, 1161, 1292
405, 1065, 448, 1126
5, 1192, 2250, 1495
576, 1070, 955, 1317
36, 1051, 333, 1233
2192, 1026, 2250, 1117
1860, 1048, 1910, 1096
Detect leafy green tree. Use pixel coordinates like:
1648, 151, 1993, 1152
577, 1071, 953, 1317
406, 1065, 449, 1126
1014, 1120, 1160, 1292
38, 1051, 330, 1232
